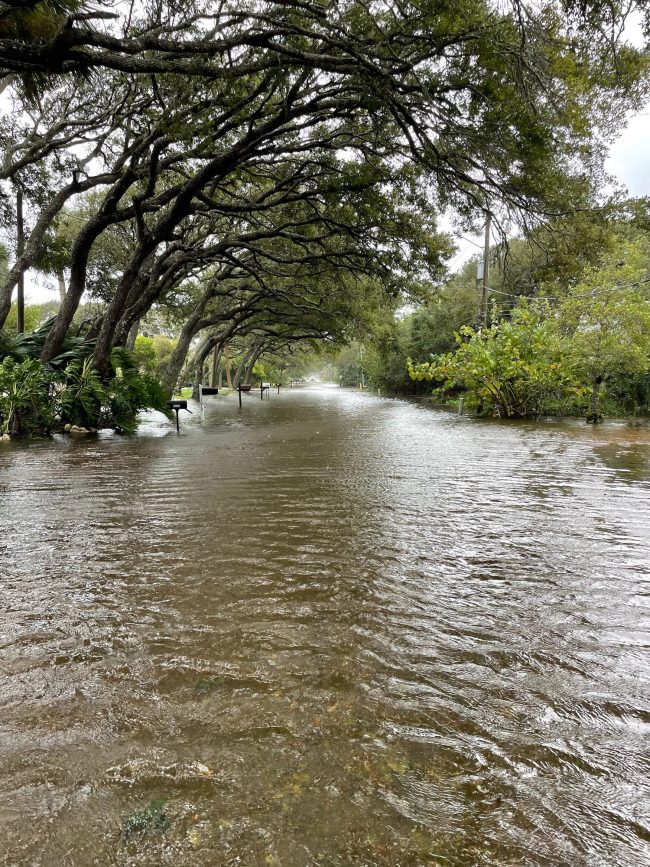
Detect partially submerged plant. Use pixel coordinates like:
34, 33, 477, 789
122, 797, 170, 838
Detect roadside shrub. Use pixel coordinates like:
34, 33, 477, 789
105, 347, 171, 433
0, 357, 53, 436
408, 304, 579, 418
58, 357, 106, 428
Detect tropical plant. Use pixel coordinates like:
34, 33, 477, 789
0, 356, 53, 435
105, 347, 170, 433
58, 356, 105, 428
0, 316, 94, 369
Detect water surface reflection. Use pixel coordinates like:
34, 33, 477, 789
1, 388, 649, 865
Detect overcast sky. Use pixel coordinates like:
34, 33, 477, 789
606, 109, 650, 196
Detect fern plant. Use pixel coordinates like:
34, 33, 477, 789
58, 357, 106, 428
105, 348, 172, 433
0, 357, 53, 436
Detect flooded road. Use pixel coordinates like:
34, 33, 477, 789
1, 386, 650, 866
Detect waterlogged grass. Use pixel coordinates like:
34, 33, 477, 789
172, 387, 234, 399
122, 797, 170, 838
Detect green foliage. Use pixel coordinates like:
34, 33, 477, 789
106, 347, 171, 433
0, 356, 53, 435
3, 304, 43, 334
152, 335, 177, 370
361, 321, 413, 393
555, 240, 650, 398
0, 320, 172, 436
0, 316, 94, 370
408, 304, 581, 418
133, 335, 158, 375
122, 797, 170, 838
58, 357, 105, 428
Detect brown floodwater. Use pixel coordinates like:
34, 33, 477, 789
1, 386, 650, 866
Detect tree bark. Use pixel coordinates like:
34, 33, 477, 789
192, 335, 220, 397
232, 342, 256, 389
40, 214, 113, 362
161, 322, 196, 398
224, 341, 233, 389
210, 345, 221, 387
125, 318, 139, 352
56, 267, 66, 302
243, 343, 265, 385
92, 241, 156, 374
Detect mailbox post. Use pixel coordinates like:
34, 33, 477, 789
166, 399, 191, 432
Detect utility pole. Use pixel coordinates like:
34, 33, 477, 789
479, 213, 491, 329
16, 186, 25, 334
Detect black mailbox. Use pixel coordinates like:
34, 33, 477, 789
202, 387, 219, 396
166, 399, 191, 431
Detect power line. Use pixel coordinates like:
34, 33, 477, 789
483, 273, 650, 302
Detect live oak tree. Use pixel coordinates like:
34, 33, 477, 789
1, 0, 648, 398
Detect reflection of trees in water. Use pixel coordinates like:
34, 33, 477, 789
593, 443, 650, 484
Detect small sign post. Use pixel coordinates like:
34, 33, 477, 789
166, 399, 191, 432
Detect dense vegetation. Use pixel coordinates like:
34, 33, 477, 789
335, 217, 650, 420
0, 0, 649, 434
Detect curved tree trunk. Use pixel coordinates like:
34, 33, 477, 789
125, 318, 139, 352
192, 335, 221, 398
92, 244, 156, 375
161, 323, 196, 397
40, 215, 113, 362
224, 341, 233, 389
232, 342, 256, 389
243, 343, 265, 384
210, 346, 222, 388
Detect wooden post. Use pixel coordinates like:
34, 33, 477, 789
16, 187, 24, 334
480, 213, 491, 328
238, 386, 242, 408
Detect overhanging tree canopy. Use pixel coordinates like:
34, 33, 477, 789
1, 0, 648, 386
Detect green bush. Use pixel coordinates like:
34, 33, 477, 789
0, 357, 53, 436
408, 304, 580, 418
1, 322, 172, 436
105, 347, 171, 433
58, 357, 105, 428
